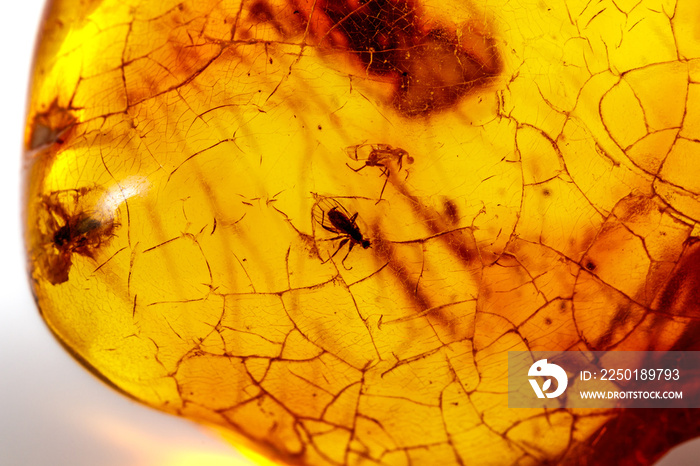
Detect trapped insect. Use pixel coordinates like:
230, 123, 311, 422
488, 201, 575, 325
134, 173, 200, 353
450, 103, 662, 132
311, 196, 370, 269
345, 143, 414, 202
38, 188, 117, 285
52, 214, 106, 249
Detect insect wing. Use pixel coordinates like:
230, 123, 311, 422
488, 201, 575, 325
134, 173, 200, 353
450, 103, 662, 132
312, 196, 350, 235
345, 144, 373, 163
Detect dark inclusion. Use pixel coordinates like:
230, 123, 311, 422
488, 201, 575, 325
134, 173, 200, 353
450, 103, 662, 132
53, 216, 104, 248
311, 0, 502, 116
28, 100, 77, 150
38, 191, 117, 286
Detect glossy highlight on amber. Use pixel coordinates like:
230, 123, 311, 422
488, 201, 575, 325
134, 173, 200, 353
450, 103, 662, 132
23, 0, 700, 464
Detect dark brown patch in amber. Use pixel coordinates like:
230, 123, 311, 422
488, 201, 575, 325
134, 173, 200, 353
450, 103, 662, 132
248, 0, 288, 36
37, 188, 118, 285
249, 0, 276, 22
564, 409, 700, 466
392, 28, 501, 116
443, 198, 459, 224
652, 238, 700, 319
27, 99, 77, 150
295, 0, 502, 116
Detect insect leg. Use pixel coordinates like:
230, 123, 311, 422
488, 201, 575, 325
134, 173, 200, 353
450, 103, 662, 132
340, 240, 356, 270
321, 235, 346, 241
322, 237, 350, 264
375, 170, 390, 204
346, 162, 368, 172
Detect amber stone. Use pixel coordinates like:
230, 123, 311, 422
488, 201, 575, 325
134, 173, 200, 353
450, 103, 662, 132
23, 0, 700, 464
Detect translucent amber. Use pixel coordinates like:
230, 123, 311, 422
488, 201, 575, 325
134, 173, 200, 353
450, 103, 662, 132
23, 0, 700, 464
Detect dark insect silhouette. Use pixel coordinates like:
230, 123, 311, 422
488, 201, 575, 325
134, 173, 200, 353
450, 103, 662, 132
345, 143, 413, 202
52, 214, 107, 252
312, 196, 370, 269
38, 188, 117, 285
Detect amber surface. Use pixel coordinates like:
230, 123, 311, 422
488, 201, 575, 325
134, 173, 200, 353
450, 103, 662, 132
23, 0, 700, 464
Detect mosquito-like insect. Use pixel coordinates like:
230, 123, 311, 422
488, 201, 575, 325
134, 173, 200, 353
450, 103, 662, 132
312, 196, 370, 269
345, 143, 414, 202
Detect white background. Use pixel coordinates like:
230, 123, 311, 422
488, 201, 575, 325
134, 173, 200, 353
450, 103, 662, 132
1, 2, 248, 465
0, 2, 696, 465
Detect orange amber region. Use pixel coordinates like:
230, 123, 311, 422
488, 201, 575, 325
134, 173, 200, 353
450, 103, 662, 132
24, 0, 700, 465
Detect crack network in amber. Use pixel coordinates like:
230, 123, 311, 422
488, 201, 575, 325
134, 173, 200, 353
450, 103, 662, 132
23, 0, 700, 464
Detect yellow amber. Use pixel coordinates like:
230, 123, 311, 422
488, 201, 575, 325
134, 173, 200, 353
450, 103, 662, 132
23, 0, 700, 464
